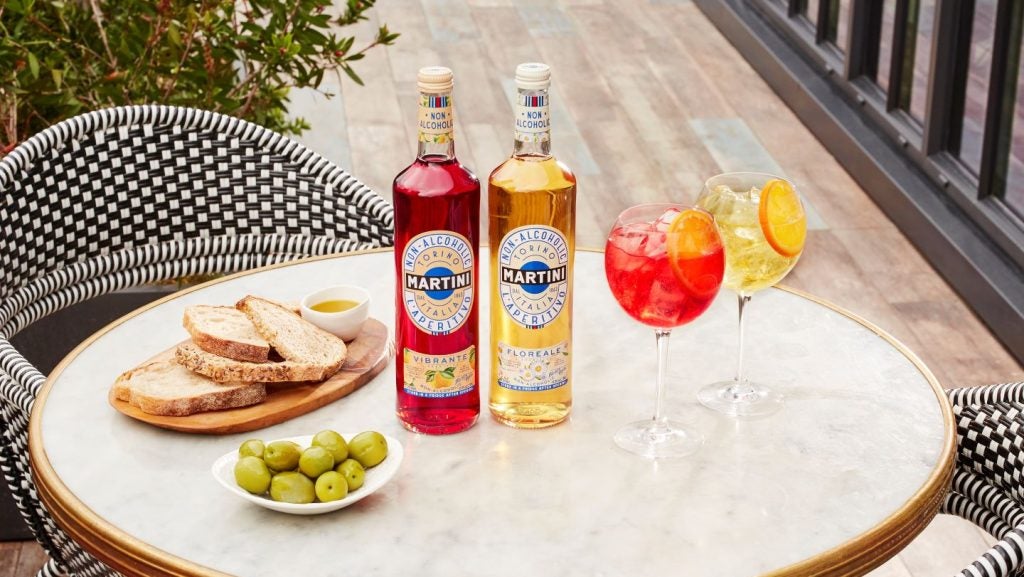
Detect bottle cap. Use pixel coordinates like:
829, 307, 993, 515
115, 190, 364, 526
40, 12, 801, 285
417, 66, 454, 93
515, 63, 551, 90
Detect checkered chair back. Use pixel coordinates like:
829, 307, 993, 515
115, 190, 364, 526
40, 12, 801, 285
0, 105, 393, 576
943, 383, 1024, 577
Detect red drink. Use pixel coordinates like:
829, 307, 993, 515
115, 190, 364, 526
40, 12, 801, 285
603, 204, 723, 458
394, 68, 480, 434
605, 217, 724, 328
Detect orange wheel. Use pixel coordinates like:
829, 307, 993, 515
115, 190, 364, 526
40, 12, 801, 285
758, 179, 806, 258
667, 208, 723, 298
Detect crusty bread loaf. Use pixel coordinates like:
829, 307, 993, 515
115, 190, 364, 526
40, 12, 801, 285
113, 351, 266, 416
183, 305, 270, 363
175, 341, 329, 383
237, 296, 347, 378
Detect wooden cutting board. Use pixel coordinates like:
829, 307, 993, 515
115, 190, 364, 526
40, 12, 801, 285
110, 318, 391, 434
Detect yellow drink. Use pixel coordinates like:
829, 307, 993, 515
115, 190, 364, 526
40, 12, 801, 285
697, 185, 799, 295
488, 63, 576, 428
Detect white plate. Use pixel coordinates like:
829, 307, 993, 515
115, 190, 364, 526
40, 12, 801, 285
211, 433, 403, 515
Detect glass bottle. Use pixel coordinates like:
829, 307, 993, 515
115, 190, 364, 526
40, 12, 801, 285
488, 63, 577, 428
394, 66, 481, 434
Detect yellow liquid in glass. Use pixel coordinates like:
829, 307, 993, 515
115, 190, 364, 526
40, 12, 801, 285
698, 185, 800, 295
310, 299, 359, 313
488, 155, 576, 428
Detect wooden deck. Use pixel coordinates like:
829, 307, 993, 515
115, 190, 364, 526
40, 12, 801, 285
6, 0, 1023, 575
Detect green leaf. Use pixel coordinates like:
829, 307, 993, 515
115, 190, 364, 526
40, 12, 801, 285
51, 68, 63, 89
26, 52, 39, 79
341, 64, 363, 85
167, 23, 182, 48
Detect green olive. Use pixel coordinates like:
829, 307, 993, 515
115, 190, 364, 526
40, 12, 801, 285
348, 431, 388, 468
238, 439, 265, 459
335, 459, 365, 491
263, 441, 301, 472
234, 456, 271, 494
269, 471, 315, 504
315, 471, 349, 502
298, 446, 335, 479
312, 430, 349, 463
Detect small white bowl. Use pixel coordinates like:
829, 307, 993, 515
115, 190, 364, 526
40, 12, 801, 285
300, 285, 371, 341
211, 433, 403, 516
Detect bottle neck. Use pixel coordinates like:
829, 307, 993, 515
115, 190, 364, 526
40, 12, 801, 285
513, 87, 551, 158
417, 90, 456, 161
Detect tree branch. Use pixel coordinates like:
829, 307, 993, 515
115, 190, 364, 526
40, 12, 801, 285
87, 0, 118, 69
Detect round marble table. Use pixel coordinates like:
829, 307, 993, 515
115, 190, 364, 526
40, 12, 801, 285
29, 248, 954, 577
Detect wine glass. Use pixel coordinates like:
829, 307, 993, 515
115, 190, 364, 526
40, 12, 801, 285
604, 204, 725, 458
695, 172, 807, 418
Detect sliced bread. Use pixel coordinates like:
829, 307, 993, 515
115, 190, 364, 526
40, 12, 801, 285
237, 296, 347, 378
113, 352, 266, 416
183, 305, 270, 363
175, 341, 329, 383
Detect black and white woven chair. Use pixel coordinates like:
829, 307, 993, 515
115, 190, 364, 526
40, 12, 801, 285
0, 105, 393, 576
944, 382, 1024, 577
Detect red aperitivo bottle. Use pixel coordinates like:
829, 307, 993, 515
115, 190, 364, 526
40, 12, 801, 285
393, 67, 481, 434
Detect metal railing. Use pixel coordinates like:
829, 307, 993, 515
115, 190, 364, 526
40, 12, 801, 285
751, 0, 1024, 270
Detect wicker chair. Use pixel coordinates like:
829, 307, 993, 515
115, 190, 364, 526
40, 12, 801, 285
0, 105, 393, 576
943, 382, 1024, 577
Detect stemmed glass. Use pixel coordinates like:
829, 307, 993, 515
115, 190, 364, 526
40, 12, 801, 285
604, 204, 725, 458
695, 172, 807, 418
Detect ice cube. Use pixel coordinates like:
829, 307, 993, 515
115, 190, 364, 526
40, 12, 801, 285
609, 224, 649, 260
653, 208, 682, 232
643, 230, 668, 259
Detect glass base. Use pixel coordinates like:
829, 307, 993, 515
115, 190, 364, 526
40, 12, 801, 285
613, 419, 704, 459
697, 380, 784, 418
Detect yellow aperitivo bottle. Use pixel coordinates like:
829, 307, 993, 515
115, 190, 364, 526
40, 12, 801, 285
488, 63, 576, 428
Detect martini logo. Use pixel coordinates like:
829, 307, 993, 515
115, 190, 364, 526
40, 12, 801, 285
498, 225, 569, 329
402, 231, 474, 335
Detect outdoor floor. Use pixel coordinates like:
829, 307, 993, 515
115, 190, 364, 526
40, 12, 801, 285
5, 0, 1024, 575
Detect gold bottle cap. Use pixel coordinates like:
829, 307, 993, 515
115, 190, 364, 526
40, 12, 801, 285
515, 63, 551, 90
417, 66, 454, 93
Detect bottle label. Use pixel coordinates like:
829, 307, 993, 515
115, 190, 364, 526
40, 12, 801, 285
498, 225, 569, 329
403, 346, 476, 398
497, 341, 569, 392
418, 94, 453, 143
515, 93, 550, 143
402, 231, 474, 335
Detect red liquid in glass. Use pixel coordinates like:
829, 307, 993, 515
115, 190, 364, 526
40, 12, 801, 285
605, 223, 724, 328
394, 156, 481, 434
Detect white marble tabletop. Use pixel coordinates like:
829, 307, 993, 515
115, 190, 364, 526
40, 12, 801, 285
32, 249, 952, 577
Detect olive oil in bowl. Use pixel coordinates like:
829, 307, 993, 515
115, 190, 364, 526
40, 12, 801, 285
300, 286, 371, 341
310, 299, 360, 313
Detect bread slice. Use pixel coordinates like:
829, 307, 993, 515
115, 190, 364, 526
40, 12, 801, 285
113, 351, 266, 416
175, 341, 329, 383
262, 298, 301, 315
183, 305, 270, 363
237, 296, 347, 378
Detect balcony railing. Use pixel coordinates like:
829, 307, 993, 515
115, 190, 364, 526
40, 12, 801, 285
751, 0, 1023, 270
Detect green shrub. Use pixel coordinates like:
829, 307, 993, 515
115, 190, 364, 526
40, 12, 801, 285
0, 0, 398, 153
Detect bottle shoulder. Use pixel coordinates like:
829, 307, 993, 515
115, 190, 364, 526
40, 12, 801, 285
394, 157, 480, 196
489, 155, 576, 192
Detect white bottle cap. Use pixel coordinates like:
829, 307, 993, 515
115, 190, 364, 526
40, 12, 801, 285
417, 66, 454, 93
515, 63, 551, 90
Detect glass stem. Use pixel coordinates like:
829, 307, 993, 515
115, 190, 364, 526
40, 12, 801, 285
734, 294, 752, 393
653, 329, 672, 426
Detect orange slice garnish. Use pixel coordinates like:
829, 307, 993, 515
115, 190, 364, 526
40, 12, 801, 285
667, 208, 724, 298
758, 179, 806, 258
